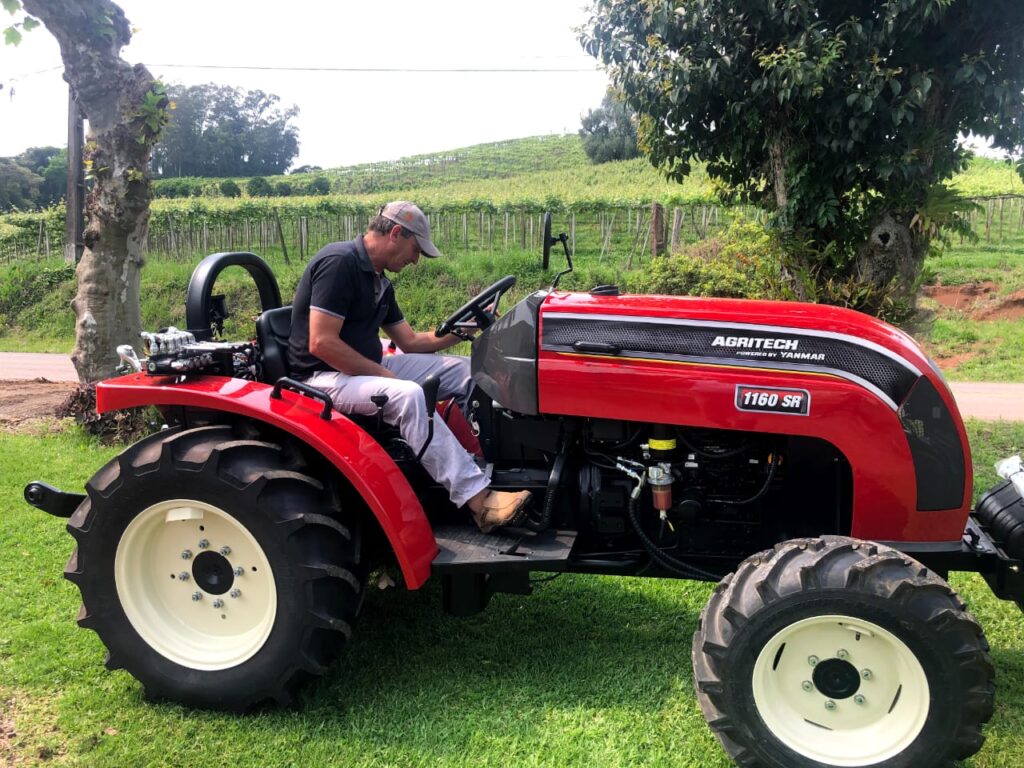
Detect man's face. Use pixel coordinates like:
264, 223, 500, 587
384, 225, 421, 273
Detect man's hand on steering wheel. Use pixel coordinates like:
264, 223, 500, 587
435, 275, 516, 339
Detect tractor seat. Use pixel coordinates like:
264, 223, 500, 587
255, 305, 293, 384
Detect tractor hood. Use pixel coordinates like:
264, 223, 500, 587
472, 288, 944, 416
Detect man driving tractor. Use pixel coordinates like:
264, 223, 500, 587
287, 200, 531, 532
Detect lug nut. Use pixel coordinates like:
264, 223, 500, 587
178, 571, 190, 582
219, 546, 232, 556
230, 589, 241, 599
854, 694, 866, 705
212, 599, 224, 609
181, 549, 193, 560
861, 669, 873, 680
808, 655, 819, 667
801, 681, 813, 692
191, 592, 203, 601
198, 539, 209, 549
233, 566, 245, 577
824, 700, 837, 711
837, 649, 849, 660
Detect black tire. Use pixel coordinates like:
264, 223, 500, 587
64, 424, 364, 710
692, 536, 994, 768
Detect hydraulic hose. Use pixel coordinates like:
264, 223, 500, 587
624, 486, 723, 582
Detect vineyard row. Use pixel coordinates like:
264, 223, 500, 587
3, 196, 1022, 265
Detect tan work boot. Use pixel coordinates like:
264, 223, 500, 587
468, 490, 531, 533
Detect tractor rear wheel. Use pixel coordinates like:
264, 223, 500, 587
692, 536, 994, 768
65, 424, 364, 710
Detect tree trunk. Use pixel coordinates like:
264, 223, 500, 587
854, 212, 927, 307
24, 0, 165, 383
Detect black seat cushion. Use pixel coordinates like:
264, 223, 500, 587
255, 305, 292, 384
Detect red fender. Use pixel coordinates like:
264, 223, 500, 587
96, 373, 436, 588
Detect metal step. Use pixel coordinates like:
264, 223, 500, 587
431, 525, 576, 574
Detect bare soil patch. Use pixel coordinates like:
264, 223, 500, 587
1, 698, 18, 767
922, 281, 999, 311
0, 379, 76, 432
932, 350, 979, 371
974, 289, 1024, 322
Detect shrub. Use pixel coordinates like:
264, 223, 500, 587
627, 221, 789, 300
219, 179, 242, 198
307, 176, 331, 195
247, 177, 273, 197
273, 181, 293, 197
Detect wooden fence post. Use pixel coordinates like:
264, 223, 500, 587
650, 202, 665, 257
670, 207, 683, 250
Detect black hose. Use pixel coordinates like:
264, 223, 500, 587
625, 493, 723, 581
709, 454, 779, 506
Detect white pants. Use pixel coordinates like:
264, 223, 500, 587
304, 354, 489, 508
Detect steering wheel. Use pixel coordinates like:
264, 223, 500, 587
435, 275, 516, 337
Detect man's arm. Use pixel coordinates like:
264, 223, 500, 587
309, 309, 396, 377
384, 320, 468, 353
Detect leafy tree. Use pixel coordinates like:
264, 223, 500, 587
273, 180, 293, 197
151, 84, 300, 178
247, 176, 273, 197
218, 179, 241, 198
39, 147, 68, 204
581, 1, 1024, 307
579, 91, 640, 163
291, 164, 323, 175
8, 0, 169, 382
0, 157, 42, 209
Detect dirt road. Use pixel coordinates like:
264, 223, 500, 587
0, 352, 1022, 423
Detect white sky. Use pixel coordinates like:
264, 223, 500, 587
0, 0, 610, 168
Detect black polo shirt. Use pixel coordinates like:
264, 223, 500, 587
287, 235, 404, 377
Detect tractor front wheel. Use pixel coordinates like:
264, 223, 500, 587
692, 536, 994, 768
65, 424, 364, 710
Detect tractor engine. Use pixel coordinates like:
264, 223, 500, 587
574, 418, 849, 562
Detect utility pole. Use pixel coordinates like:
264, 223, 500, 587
65, 87, 85, 263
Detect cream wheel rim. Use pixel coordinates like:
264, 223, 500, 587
114, 499, 277, 671
751, 614, 930, 766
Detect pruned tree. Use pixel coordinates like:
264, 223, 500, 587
581, 1, 1024, 310
7, 0, 168, 382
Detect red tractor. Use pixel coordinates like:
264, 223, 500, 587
25, 216, 1024, 768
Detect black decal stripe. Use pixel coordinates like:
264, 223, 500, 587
542, 315, 920, 408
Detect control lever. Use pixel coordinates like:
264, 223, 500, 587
416, 375, 441, 462
370, 394, 389, 431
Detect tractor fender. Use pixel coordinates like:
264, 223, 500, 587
95, 373, 436, 588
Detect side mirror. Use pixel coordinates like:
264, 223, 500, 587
542, 212, 556, 270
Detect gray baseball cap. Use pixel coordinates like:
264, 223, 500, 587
380, 201, 442, 258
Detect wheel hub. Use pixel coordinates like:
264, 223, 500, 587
191, 551, 234, 595
812, 657, 861, 700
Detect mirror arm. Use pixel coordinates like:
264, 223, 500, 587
551, 233, 574, 291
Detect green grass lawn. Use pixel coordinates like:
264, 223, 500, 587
2, 421, 1023, 767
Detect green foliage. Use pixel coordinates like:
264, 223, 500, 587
307, 176, 331, 195
579, 91, 640, 164
152, 83, 299, 178
1, 0, 38, 46
273, 180, 293, 197
627, 222, 788, 300
246, 176, 273, 197
0, 157, 41, 209
0, 259, 75, 335
218, 178, 241, 198
581, 0, 1024, 263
